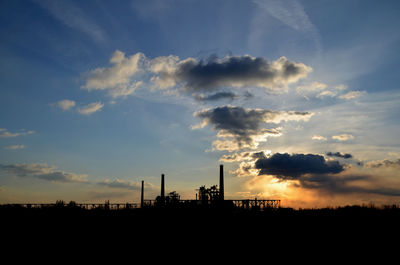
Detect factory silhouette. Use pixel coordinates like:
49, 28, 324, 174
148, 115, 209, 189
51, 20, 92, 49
1, 164, 280, 211
2, 164, 400, 235
140, 164, 280, 210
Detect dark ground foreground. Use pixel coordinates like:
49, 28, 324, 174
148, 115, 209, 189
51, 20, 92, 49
2, 204, 400, 232
2, 204, 400, 255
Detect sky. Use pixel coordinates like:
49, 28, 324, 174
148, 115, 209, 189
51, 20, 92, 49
1, 0, 400, 208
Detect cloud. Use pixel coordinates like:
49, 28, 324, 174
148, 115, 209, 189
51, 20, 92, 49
254, 0, 317, 33
339, 90, 365, 100
316, 90, 337, 98
312, 135, 327, 141
296, 81, 327, 93
83, 50, 145, 98
232, 161, 260, 177
332, 134, 354, 141
77, 102, 104, 115
4, 145, 25, 150
0, 163, 88, 183
108, 81, 143, 99
251, 0, 321, 52
295, 81, 354, 99
365, 159, 400, 168
239, 152, 400, 200
334, 84, 348, 90
151, 55, 312, 93
97, 179, 154, 190
53, 99, 76, 111
83, 51, 312, 101
326, 152, 353, 159
255, 153, 344, 179
0, 128, 35, 138
193, 92, 237, 101
298, 173, 400, 197
193, 105, 313, 151
220, 150, 270, 162
33, 0, 106, 43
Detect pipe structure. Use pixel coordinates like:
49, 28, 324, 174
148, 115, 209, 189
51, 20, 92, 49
220, 164, 224, 201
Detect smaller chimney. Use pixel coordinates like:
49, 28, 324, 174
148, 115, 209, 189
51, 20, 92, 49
140, 180, 144, 208
220, 164, 224, 201
161, 174, 165, 201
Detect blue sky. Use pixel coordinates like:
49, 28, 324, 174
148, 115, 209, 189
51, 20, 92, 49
1, 0, 400, 207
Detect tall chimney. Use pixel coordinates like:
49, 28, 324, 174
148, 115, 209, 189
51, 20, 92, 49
140, 180, 144, 208
161, 174, 165, 201
220, 164, 224, 201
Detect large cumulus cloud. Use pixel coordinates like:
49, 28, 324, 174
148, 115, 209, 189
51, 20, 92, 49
83, 51, 312, 100
151, 55, 312, 93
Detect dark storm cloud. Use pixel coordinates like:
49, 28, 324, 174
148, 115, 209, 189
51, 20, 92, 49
194, 106, 312, 150
193, 92, 237, 101
326, 152, 353, 159
153, 55, 312, 92
255, 153, 344, 179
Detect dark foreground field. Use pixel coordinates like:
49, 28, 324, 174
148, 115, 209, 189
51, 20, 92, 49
2, 204, 400, 254
2, 204, 400, 231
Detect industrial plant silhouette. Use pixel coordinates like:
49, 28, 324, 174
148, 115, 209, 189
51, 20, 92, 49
2, 164, 400, 233
1, 164, 281, 211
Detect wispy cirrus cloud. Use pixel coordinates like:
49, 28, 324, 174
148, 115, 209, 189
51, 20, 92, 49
97, 179, 154, 190
77, 102, 104, 115
250, 0, 321, 53
365, 159, 400, 169
0, 128, 35, 138
339, 90, 365, 100
33, 0, 106, 43
4, 145, 25, 150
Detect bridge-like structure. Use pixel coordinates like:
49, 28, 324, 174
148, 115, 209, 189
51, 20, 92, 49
2, 199, 280, 210
143, 199, 281, 210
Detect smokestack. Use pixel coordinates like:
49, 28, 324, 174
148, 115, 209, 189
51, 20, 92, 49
161, 174, 165, 201
220, 164, 224, 201
140, 180, 144, 208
